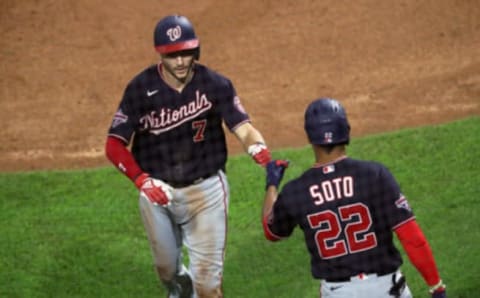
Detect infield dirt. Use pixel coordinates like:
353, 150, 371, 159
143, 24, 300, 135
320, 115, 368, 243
1, 0, 479, 172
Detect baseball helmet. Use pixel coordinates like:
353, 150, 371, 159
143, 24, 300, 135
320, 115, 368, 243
304, 98, 350, 145
154, 15, 200, 59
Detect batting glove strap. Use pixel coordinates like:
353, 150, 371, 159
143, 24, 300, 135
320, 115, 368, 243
429, 279, 446, 294
135, 173, 173, 206
134, 173, 150, 189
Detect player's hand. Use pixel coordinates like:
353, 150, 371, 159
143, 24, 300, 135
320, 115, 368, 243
430, 281, 446, 298
248, 142, 271, 167
135, 173, 173, 206
431, 289, 446, 298
266, 160, 289, 189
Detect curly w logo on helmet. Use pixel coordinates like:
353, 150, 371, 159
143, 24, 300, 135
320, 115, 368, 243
166, 25, 182, 41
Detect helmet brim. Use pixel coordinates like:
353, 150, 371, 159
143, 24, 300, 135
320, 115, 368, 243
155, 40, 199, 54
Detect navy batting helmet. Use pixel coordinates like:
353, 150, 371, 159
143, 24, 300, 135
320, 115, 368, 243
304, 98, 350, 145
154, 15, 200, 59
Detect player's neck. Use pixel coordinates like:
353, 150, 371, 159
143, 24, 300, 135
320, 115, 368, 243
159, 64, 194, 92
313, 145, 346, 164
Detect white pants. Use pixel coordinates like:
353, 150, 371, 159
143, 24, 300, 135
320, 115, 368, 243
139, 170, 229, 298
320, 270, 412, 298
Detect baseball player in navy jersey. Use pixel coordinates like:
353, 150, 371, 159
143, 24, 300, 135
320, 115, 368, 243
261, 98, 446, 297
105, 15, 271, 298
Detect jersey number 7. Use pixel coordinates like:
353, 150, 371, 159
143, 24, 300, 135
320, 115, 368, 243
307, 203, 378, 259
192, 119, 207, 142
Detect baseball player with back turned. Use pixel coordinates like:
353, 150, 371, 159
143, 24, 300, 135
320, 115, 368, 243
261, 98, 446, 297
105, 15, 271, 298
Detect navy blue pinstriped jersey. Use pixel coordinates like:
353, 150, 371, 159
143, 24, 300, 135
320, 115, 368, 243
266, 156, 415, 280
107, 63, 250, 184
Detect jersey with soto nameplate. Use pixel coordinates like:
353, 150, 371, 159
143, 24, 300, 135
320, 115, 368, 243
266, 156, 415, 280
108, 63, 250, 184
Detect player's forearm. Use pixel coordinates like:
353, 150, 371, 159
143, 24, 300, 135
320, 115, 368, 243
234, 122, 271, 166
105, 136, 143, 182
262, 186, 278, 218
233, 122, 266, 150
245, 129, 267, 150
395, 220, 442, 286
262, 186, 281, 241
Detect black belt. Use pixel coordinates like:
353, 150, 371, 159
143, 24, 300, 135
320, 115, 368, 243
325, 270, 396, 282
165, 172, 217, 188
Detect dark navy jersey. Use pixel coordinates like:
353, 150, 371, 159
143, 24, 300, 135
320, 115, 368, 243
267, 156, 415, 280
107, 63, 250, 184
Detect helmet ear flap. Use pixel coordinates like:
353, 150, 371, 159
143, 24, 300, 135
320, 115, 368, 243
194, 47, 200, 60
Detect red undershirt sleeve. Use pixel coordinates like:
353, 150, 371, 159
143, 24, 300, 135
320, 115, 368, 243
105, 136, 143, 183
394, 219, 441, 286
262, 214, 281, 242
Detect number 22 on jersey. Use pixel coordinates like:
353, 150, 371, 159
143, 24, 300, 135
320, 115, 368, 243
307, 203, 378, 259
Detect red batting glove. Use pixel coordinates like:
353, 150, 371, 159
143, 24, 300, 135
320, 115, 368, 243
248, 142, 271, 167
134, 173, 173, 206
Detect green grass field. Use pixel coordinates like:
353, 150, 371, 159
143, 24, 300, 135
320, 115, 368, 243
1, 117, 479, 298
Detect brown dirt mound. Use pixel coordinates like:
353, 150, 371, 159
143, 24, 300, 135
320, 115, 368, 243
1, 0, 479, 172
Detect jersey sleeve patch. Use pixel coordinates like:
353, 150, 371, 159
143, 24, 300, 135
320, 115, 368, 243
233, 96, 247, 115
111, 108, 129, 128
395, 194, 412, 212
